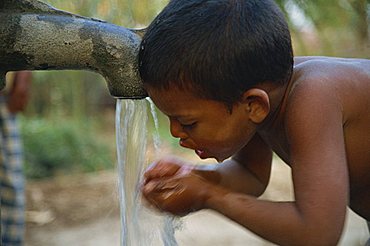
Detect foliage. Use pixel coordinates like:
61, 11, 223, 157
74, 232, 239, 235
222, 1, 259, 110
20, 117, 114, 179
275, 0, 369, 56
27, 70, 112, 119
44, 0, 169, 28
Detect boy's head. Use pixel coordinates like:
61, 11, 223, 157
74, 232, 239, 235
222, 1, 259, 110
139, 0, 294, 108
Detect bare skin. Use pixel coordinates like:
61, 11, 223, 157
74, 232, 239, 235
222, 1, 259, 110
142, 57, 370, 246
3, 71, 32, 113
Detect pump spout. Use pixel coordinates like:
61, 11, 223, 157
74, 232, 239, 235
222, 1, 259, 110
0, 0, 147, 99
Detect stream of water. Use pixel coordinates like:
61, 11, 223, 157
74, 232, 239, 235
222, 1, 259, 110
116, 99, 179, 246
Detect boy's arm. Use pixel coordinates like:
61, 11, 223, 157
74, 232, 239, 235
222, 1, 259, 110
142, 135, 273, 216
144, 134, 272, 197
205, 81, 348, 245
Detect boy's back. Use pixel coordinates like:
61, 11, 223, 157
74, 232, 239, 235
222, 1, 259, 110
281, 57, 370, 220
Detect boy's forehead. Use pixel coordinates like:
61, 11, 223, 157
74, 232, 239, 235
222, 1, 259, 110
147, 85, 198, 103
146, 86, 215, 117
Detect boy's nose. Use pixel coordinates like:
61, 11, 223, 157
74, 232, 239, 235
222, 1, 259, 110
169, 119, 188, 139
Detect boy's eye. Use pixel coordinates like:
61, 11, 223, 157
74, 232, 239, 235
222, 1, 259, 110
181, 122, 197, 130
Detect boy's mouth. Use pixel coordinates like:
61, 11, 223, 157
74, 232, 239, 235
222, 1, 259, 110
179, 140, 211, 160
195, 149, 208, 159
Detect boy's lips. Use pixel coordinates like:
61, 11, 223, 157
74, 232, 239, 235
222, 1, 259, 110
195, 149, 208, 159
179, 140, 211, 159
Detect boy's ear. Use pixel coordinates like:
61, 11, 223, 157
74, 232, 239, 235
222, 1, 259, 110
240, 89, 270, 124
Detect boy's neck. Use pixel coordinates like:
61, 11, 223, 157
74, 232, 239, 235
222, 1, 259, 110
257, 75, 295, 134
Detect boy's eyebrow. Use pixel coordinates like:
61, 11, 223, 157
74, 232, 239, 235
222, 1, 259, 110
169, 114, 195, 121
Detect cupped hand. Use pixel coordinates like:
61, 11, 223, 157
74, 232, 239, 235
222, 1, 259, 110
142, 171, 214, 216
143, 156, 194, 185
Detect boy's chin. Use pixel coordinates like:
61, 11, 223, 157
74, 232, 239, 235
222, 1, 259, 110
214, 151, 234, 163
195, 149, 206, 159
214, 155, 229, 163
195, 149, 229, 163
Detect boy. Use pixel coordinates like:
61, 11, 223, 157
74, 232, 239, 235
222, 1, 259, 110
138, 0, 370, 245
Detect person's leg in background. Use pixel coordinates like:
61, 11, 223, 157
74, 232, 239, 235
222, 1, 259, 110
0, 98, 25, 245
366, 221, 370, 246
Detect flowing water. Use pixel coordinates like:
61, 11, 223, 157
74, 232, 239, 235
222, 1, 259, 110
116, 99, 179, 246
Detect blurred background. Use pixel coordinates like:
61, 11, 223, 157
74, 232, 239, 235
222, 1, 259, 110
10, 0, 369, 245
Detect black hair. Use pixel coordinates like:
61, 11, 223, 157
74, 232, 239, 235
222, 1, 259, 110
139, 0, 293, 107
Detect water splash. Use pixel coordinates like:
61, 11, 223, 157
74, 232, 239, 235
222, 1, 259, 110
116, 99, 179, 246
147, 98, 180, 246
147, 98, 161, 151
116, 99, 148, 246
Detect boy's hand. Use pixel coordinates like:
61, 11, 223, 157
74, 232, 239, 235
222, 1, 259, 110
142, 171, 217, 216
141, 156, 223, 216
143, 156, 194, 185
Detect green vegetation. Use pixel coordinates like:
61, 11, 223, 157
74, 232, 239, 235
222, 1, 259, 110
21, 117, 114, 179
275, 0, 369, 56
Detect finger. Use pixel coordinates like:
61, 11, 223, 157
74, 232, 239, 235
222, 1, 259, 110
143, 163, 163, 183
140, 193, 164, 214
155, 160, 180, 176
142, 180, 158, 194
142, 179, 180, 202
142, 185, 172, 213
143, 179, 170, 193
145, 161, 161, 172
144, 163, 179, 182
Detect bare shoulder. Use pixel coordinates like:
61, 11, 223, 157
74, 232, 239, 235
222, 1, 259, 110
294, 56, 370, 83
283, 57, 358, 162
290, 57, 370, 122
289, 57, 370, 220
294, 56, 370, 72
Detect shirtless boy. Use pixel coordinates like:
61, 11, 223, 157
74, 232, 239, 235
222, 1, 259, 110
138, 0, 370, 245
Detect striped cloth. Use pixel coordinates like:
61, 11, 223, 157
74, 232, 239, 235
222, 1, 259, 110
0, 96, 25, 246
366, 221, 370, 246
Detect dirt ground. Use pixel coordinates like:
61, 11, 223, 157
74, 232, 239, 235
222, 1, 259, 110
25, 157, 369, 246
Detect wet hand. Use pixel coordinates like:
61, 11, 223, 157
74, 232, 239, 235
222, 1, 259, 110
142, 172, 213, 216
143, 156, 194, 185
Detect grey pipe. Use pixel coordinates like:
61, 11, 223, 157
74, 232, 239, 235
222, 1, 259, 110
0, 0, 147, 99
